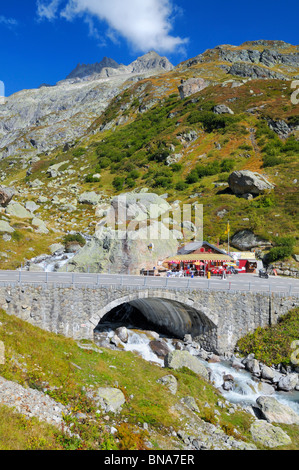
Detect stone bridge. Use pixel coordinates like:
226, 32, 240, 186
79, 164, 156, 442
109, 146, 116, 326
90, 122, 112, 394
0, 282, 298, 354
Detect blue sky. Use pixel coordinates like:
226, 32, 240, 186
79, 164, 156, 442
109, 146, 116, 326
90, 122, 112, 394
1, 0, 298, 97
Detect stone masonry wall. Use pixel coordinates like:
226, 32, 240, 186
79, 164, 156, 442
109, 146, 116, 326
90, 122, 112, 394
0, 284, 298, 354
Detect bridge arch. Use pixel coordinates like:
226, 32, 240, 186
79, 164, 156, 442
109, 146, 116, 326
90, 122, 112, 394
92, 290, 218, 351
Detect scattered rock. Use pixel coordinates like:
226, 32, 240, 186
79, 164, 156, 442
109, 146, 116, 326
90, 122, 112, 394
49, 243, 65, 255
0, 186, 15, 207
25, 201, 39, 213
277, 373, 298, 392
149, 339, 171, 358
250, 420, 292, 448
164, 350, 209, 380
115, 326, 129, 343
157, 374, 178, 395
89, 387, 126, 413
231, 229, 271, 251
228, 170, 274, 196
78, 191, 102, 205
32, 217, 49, 234
181, 396, 200, 413
5, 202, 33, 219
256, 396, 299, 425
0, 220, 14, 233
213, 104, 234, 115
178, 78, 209, 99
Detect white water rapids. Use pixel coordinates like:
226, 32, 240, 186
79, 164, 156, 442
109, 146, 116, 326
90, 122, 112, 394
104, 327, 299, 417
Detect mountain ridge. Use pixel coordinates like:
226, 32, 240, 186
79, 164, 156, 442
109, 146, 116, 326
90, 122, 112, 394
65, 50, 174, 82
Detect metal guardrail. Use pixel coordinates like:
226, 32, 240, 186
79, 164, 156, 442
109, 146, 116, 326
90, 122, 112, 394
0, 271, 298, 297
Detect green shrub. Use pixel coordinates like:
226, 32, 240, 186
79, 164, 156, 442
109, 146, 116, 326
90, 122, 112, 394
73, 147, 86, 157
263, 154, 282, 167
170, 163, 182, 172
186, 170, 199, 184
175, 181, 188, 191
112, 176, 125, 191
220, 158, 235, 172
63, 233, 86, 247
126, 178, 136, 188
85, 174, 101, 183
152, 176, 172, 188
97, 157, 112, 169
266, 236, 296, 262
237, 307, 299, 366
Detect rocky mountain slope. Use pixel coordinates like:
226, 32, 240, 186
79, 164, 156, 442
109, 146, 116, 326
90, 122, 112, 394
0, 51, 174, 162
0, 40, 298, 273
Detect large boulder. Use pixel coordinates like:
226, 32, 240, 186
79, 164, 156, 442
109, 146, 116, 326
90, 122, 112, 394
61, 192, 181, 274
231, 229, 271, 250
277, 373, 298, 392
178, 78, 209, 99
250, 420, 292, 448
5, 202, 33, 219
78, 191, 102, 205
256, 396, 299, 425
0, 221, 14, 233
149, 340, 171, 359
228, 170, 274, 196
213, 104, 234, 115
164, 350, 209, 380
0, 186, 15, 207
87, 387, 126, 413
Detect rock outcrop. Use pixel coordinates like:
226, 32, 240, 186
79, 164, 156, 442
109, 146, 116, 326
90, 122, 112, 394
256, 396, 299, 425
62, 192, 182, 274
250, 420, 292, 448
228, 170, 274, 196
230, 229, 271, 251
0, 52, 173, 161
178, 78, 209, 99
164, 350, 209, 380
0, 186, 15, 207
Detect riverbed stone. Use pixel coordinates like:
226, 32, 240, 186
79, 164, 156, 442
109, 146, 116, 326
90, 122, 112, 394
250, 420, 292, 448
256, 396, 299, 425
260, 364, 275, 381
115, 326, 129, 343
164, 350, 209, 380
277, 373, 298, 391
149, 339, 171, 358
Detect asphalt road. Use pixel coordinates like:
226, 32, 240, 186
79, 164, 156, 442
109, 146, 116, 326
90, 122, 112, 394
0, 270, 298, 295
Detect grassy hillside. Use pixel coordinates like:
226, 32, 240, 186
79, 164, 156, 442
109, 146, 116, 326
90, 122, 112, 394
1, 309, 299, 450
0, 309, 250, 450
237, 306, 299, 366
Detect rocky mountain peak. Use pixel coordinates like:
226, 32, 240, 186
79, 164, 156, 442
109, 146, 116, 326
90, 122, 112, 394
130, 50, 174, 74
65, 51, 173, 81
66, 56, 120, 80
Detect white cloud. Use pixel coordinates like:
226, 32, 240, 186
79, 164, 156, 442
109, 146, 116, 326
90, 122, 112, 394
37, 0, 188, 53
36, 0, 62, 21
0, 15, 18, 28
